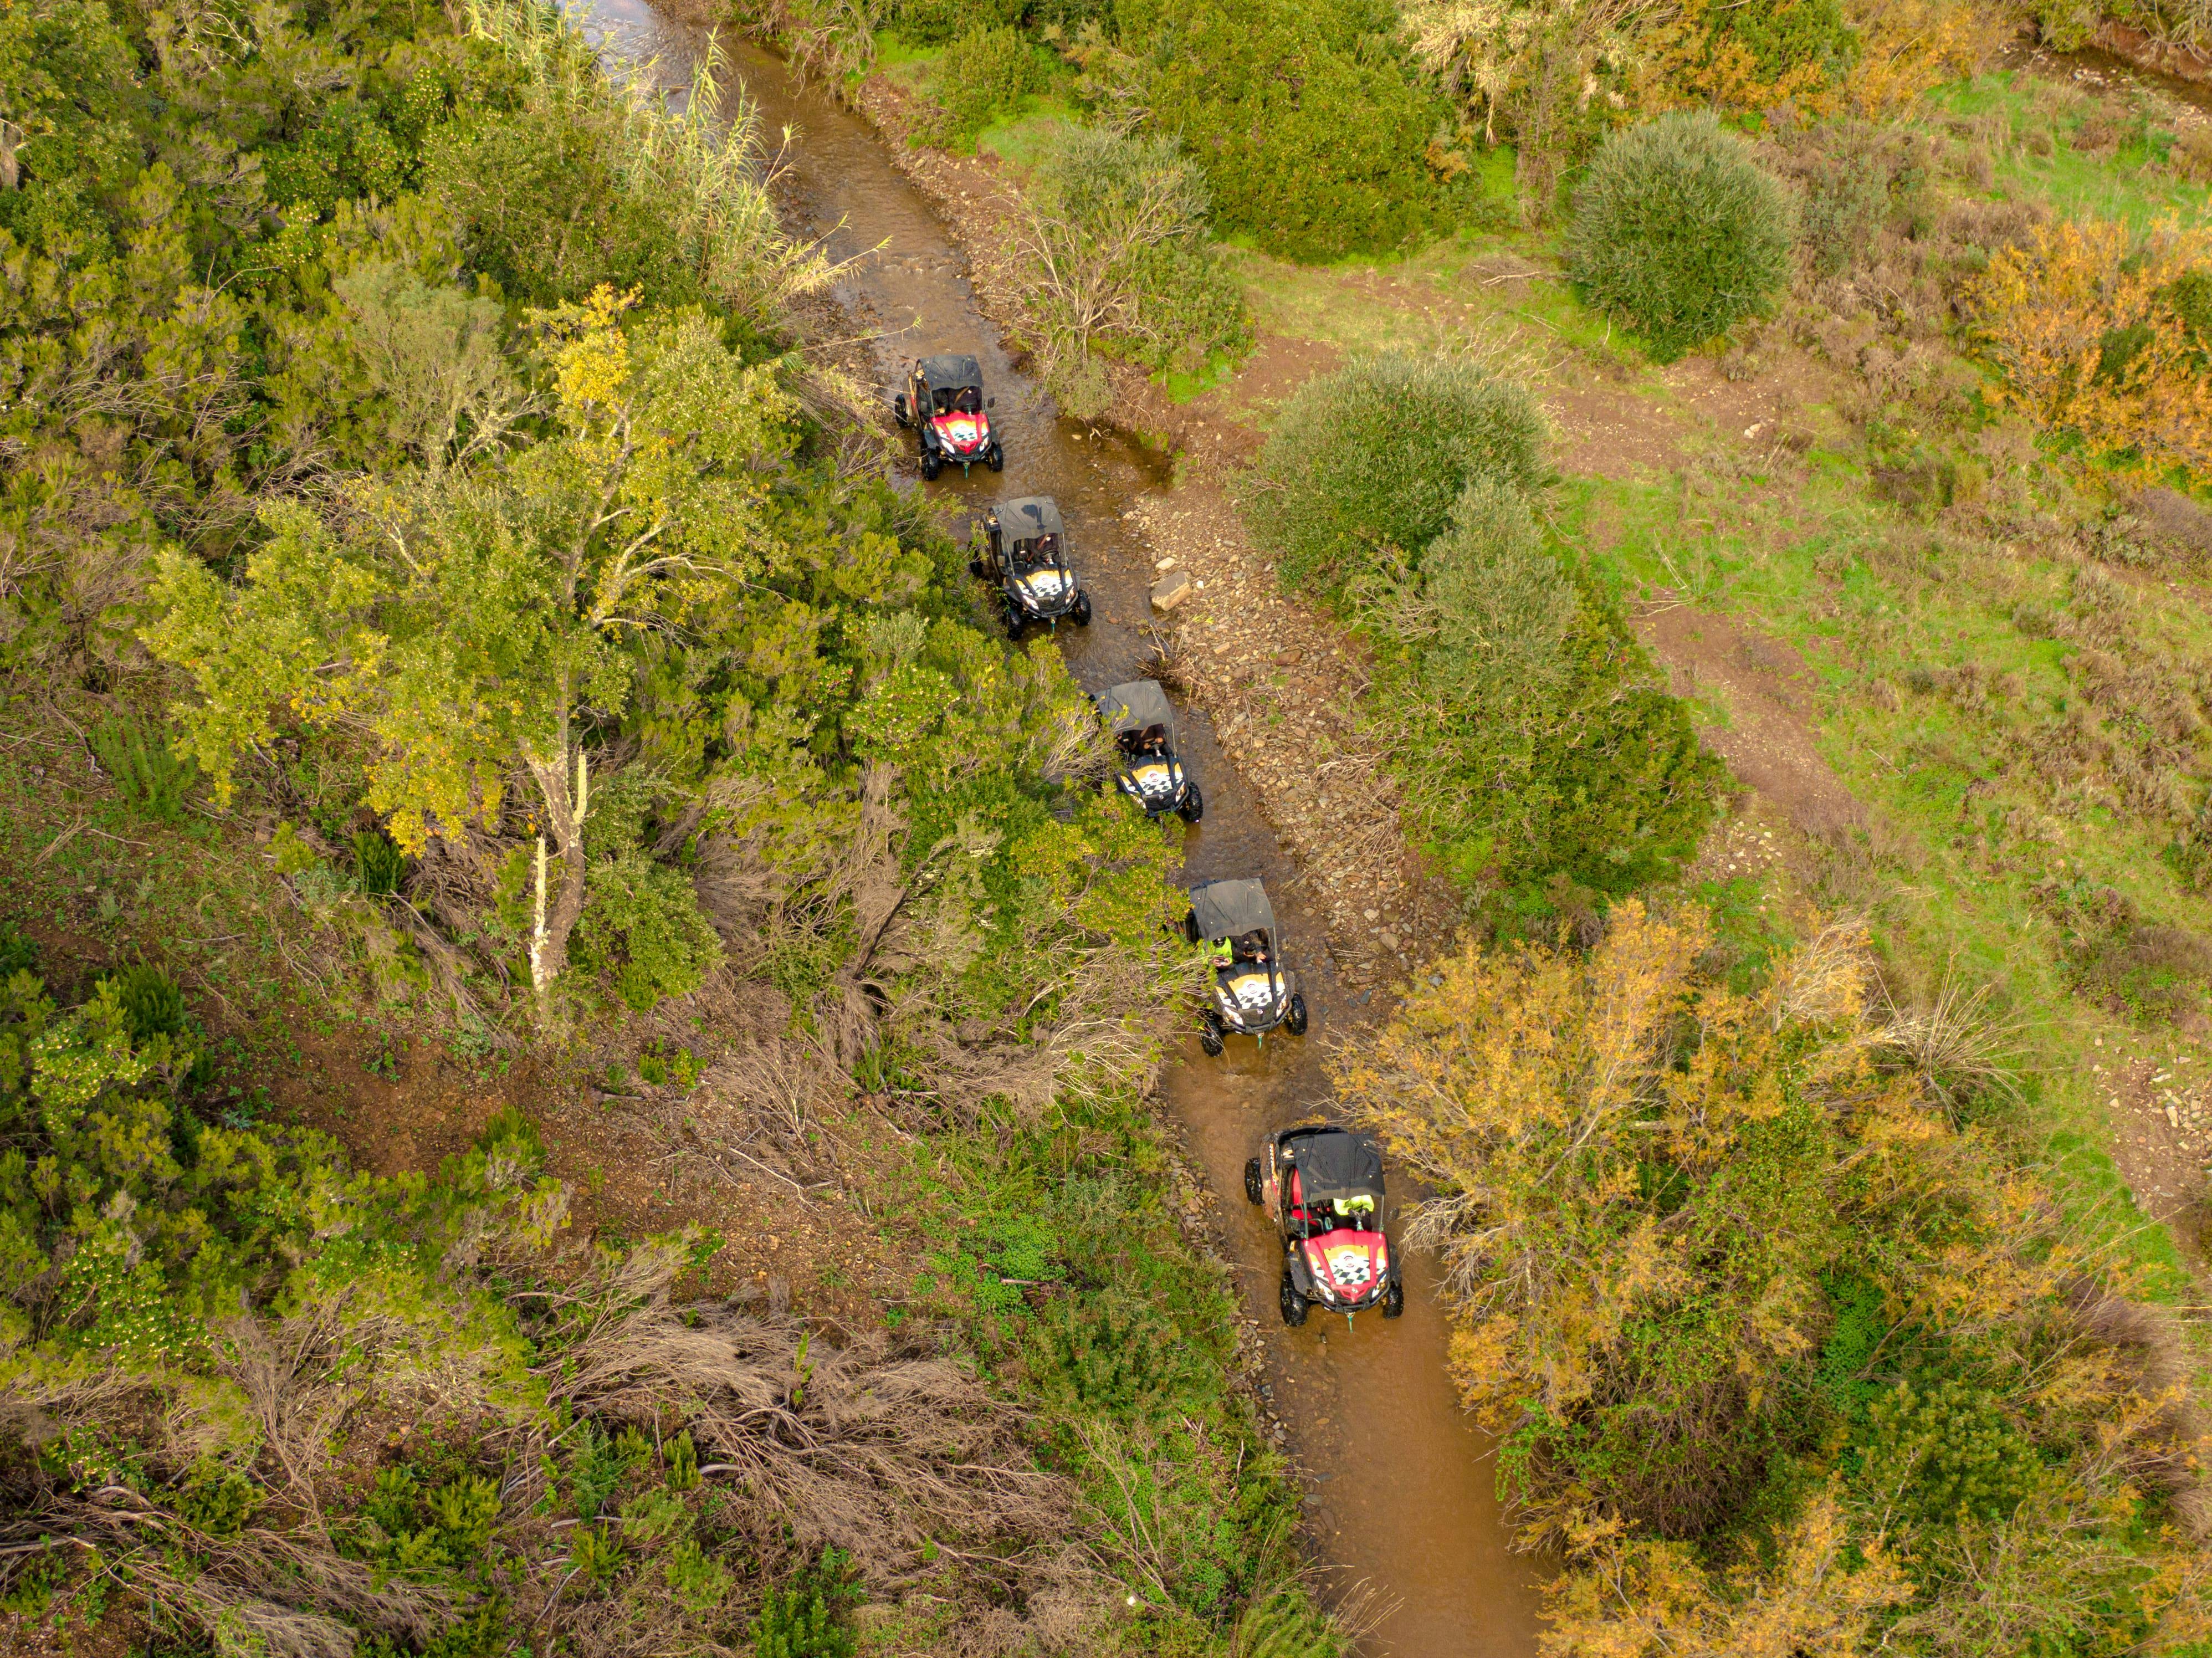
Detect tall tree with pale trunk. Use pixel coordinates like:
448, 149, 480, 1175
149, 287, 795, 1016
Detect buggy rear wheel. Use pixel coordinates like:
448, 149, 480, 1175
1182, 910, 1200, 945
1199, 1014, 1225, 1057
1242, 1158, 1263, 1204
1278, 1270, 1308, 1327
894, 393, 910, 426
1176, 782, 1204, 824
1071, 591, 1092, 627
1284, 992, 1309, 1036
1382, 1277, 1405, 1319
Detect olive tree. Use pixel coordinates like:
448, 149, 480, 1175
148, 289, 796, 1015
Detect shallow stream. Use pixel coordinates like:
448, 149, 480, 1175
556, 10, 1545, 1652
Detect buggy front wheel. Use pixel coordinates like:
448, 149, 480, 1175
1284, 993, 1309, 1036
1071, 591, 1092, 626
1199, 1014, 1225, 1057
1243, 1158, 1263, 1204
986, 442, 1004, 472
1381, 1277, 1405, 1319
1176, 782, 1204, 824
921, 451, 942, 481
1278, 1270, 1308, 1327
1182, 910, 1200, 945
1005, 607, 1026, 639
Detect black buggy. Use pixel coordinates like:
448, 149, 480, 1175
1098, 679, 1201, 824
970, 496, 1092, 635
893, 354, 1001, 479
1181, 878, 1307, 1055
1243, 1124, 1404, 1327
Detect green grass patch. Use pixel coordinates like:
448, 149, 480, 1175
1553, 454, 2210, 1296
1923, 70, 2212, 231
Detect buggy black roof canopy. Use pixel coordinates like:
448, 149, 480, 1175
1189, 878, 1274, 942
918, 354, 983, 392
1281, 1127, 1385, 1206
993, 496, 1064, 544
1100, 680, 1175, 740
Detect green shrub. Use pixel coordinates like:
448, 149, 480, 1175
664, 1539, 732, 1614
353, 829, 407, 897
1769, 120, 1911, 280
1362, 483, 1725, 905
751, 1550, 858, 1658
1247, 351, 1548, 595
575, 850, 724, 1011
1856, 1375, 2046, 1528
1565, 112, 1795, 361
0, 925, 34, 978
1113, 0, 1455, 261
90, 712, 199, 824
889, 0, 1021, 43
1028, 1289, 1204, 1420
1008, 124, 1252, 413
922, 24, 1042, 148
99, 961, 187, 1043
172, 1458, 261, 1536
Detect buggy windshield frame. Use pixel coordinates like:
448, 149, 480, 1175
994, 497, 1066, 571
1279, 1128, 1385, 1212
916, 356, 985, 418
1190, 879, 1275, 944
1101, 681, 1176, 746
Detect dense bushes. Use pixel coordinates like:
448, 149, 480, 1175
1246, 351, 1717, 909
1565, 112, 1796, 360
1247, 352, 1549, 595
1339, 905, 2212, 1651
1086, 0, 1457, 261
0, 953, 1086, 1655
1005, 126, 1252, 416
920, 22, 1044, 147
1365, 486, 1723, 898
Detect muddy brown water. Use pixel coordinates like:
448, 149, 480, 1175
560, 9, 1545, 1652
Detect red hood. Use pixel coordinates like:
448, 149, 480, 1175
1303, 1229, 1387, 1300
930, 411, 990, 451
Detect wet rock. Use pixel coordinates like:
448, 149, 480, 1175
1151, 570, 1194, 611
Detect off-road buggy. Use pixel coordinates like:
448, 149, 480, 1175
970, 496, 1092, 634
1098, 679, 1201, 824
1243, 1124, 1402, 1327
1181, 878, 1306, 1054
894, 353, 1001, 479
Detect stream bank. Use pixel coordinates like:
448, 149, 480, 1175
561, 6, 1548, 1655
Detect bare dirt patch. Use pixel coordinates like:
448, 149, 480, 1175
1138, 487, 1461, 984
1636, 602, 1866, 839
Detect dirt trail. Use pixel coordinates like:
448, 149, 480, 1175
561, 9, 1548, 1655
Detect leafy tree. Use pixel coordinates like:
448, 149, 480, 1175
149, 290, 796, 1014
